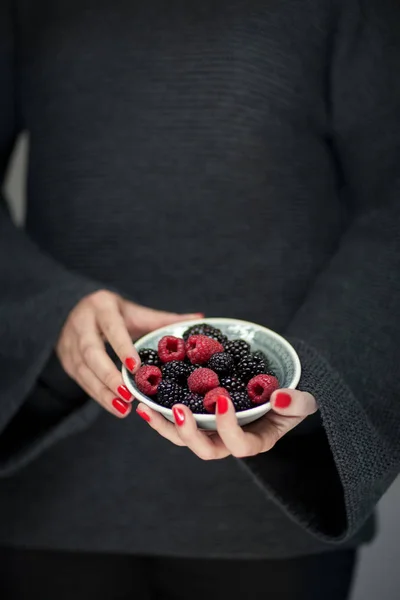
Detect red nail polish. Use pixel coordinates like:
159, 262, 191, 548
217, 395, 229, 415
117, 385, 133, 402
173, 406, 185, 426
136, 408, 151, 423
112, 398, 129, 415
274, 392, 292, 409
125, 357, 136, 372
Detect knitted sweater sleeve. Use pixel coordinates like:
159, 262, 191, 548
243, 0, 400, 543
0, 1, 101, 476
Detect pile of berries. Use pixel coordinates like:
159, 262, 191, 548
135, 323, 279, 415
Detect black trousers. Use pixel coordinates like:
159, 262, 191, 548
0, 548, 357, 600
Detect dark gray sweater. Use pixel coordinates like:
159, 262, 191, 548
0, 0, 399, 558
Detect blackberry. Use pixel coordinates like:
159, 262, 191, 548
219, 375, 246, 394
253, 350, 269, 364
231, 391, 253, 413
162, 361, 193, 385
237, 352, 270, 383
224, 339, 251, 363
207, 352, 235, 375
157, 380, 185, 408
139, 348, 161, 367
181, 392, 206, 414
182, 323, 227, 346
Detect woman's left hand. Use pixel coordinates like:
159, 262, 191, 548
135, 389, 317, 460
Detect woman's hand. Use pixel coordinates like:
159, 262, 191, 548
136, 390, 317, 459
56, 290, 202, 418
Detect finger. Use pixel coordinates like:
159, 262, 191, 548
172, 405, 230, 460
215, 395, 272, 458
74, 361, 132, 418
96, 301, 140, 373
78, 330, 134, 403
123, 303, 204, 337
135, 403, 186, 446
271, 389, 318, 418
248, 389, 318, 440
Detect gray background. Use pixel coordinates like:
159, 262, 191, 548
4, 137, 399, 599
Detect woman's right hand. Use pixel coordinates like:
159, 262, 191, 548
56, 290, 202, 418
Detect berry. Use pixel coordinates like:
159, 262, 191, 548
224, 339, 251, 363
237, 352, 270, 382
231, 391, 253, 412
203, 387, 230, 413
186, 335, 224, 365
219, 375, 246, 394
181, 392, 207, 414
207, 352, 235, 375
135, 365, 162, 396
188, 368, 219, 395
158, 336, 186, 363
162, 361, 193, 384
247, 374, 279, 405
157, 380, 185, 408
138, 348, 161, 367
182, 323, 227, 346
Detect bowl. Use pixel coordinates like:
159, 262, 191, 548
121, 318, 301, 431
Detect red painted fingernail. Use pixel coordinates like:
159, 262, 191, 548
274, 392, 292, 409
217, 395, 229, 415
125, 357, 136, 372
117, 385, 133, 402
173, 406, 185, 426
112, 398, 129, 415
136, 408, 151, 423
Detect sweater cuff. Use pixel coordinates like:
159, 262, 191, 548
0, 275, 103, 476
240, 339, 397, 543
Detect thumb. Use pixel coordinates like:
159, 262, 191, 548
122, 301, 204, 338
270, 389, 318, 418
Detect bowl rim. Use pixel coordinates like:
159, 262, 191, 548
121, 317, 301, 421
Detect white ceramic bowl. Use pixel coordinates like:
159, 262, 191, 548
122, 318, 301, 431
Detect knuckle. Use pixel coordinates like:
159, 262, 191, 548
231, 446, 250, 459
197, 448, 216, 461
81, 342, 96, 364
104, 369, 118, 390
91, 290, 116, 310
76, 362, 87, 380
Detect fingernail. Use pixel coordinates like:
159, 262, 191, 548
112, 398, 129, 415
117, 385, 133, 402
274, 392, 292, 409
125, 357, 136, 372
173, 406, 185, 426
136, 407, 151, 423
217, 395, 229, 415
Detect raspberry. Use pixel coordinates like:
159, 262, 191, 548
180, 392, 207, 414
182, 323, 227, 345
237, 352, 270, 382
135, 365, 162, 396
207, 352, 235, 375
157, 380, 185, 408
186, 335, 224, 365
231, 391, 253, 412
138, 348, 161, 367
158, 336, 186, 363
247, 374, 279, 405
219, 375, 246, 394
188, 368, 220, 395
162, 361, 193, 384
225, 339, 251, 363
203, 387, 230, 414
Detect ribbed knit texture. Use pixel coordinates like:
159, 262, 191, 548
0, 0, 398, 558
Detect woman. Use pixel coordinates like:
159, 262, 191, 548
0, 0, 399, 598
